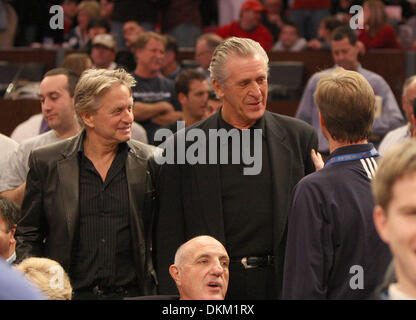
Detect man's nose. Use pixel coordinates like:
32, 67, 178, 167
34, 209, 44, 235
211, 261, 225, 276
122, 109, 134, 123
42, 98, 53, 111
248, 82, 262, 98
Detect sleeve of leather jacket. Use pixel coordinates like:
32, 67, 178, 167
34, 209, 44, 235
15, 150, 47, 262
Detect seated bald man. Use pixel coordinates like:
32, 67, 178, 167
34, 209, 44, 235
169, 235, 230, 300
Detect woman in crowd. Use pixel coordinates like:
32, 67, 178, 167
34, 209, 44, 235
358, 0, 401, 50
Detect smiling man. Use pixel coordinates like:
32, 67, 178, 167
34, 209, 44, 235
169, 235, 229, 300
16, 68, 158, 300
155, 37, 317, 299
0, 68, 80, 206
373, 139, 416, 299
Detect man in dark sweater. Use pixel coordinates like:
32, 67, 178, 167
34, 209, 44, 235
282, 67, 391, 299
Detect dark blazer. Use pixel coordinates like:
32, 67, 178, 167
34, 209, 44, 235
16, 132, 158, 296
154, 110, 318, 298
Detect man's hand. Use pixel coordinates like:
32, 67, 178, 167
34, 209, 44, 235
152, 111, 183, 126
311, 149, 324, 171
133, 101, 175, 121
308, 39, 322, 50
0, 181, 26, 207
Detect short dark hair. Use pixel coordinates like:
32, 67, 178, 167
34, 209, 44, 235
43, 68, 80, 97
321, 16, 343, 33
0, 196, 20, 232
331, 25, 357, 45
281, 20, 298, 32
87, 18, 111, 32
165, 35, 179, 60
174, 69, 207, 95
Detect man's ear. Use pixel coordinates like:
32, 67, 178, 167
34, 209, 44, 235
373, 205, 389, 244
178, 92, 187, 108
212, 79, 224, 100
9, 225, 16, 245
80, 111, 94, 128
169, 265, 181, 285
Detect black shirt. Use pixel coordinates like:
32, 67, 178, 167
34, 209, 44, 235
71, 140, 137, 291
218, 111, 273, 258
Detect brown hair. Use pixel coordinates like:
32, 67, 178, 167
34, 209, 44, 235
133, 31, 166, 51
314, 67, 375, 143
372, 139, 416, 210
364, 0, 388, 37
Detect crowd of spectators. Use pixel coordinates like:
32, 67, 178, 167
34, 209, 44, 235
2, 0, 416, 51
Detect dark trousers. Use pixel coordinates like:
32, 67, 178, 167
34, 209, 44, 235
225, 262, 276, 300
73, 285, 141, 300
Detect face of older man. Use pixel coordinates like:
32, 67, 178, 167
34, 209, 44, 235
213, 54, 267, 129
170, 236, 230, 300
136, 37, 165, 76
87, 84, 134, 144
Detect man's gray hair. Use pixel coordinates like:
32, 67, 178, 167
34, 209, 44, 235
209, 37, 269, 86
74, 68, 136, 127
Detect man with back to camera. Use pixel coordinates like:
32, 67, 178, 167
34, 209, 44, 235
282, 67, 391, 299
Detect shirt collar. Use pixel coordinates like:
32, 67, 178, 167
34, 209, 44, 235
334, 63, 362, 73
77, 130, 130, 156
6, 251, 16, 264
218, 107, 266, 137
327, 143, 375, 161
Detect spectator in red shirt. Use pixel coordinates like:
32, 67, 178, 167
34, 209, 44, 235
215, 0, 274, 51
358, 0, 402, 51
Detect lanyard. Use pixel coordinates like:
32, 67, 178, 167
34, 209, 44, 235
324, 148, 378, 167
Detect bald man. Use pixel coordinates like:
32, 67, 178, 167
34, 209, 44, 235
169, 236, 230, 300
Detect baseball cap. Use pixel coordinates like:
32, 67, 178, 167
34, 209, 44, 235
240, 0, 265, 12
92, 34, 116, 50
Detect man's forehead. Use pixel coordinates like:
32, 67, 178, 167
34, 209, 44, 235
40, 74, 68, 92
331, 37, 353, 49
189, 79, 209, 89
188, 239, 227, 257
146, 38, 164, 48
225, 54, 266, 75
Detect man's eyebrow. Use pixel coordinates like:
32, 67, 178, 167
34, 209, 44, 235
195, 254, 210, 260
397, 205, 416, 212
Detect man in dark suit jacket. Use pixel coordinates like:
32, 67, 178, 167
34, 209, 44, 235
16, 68, 158, 300
154, 37, 318, 299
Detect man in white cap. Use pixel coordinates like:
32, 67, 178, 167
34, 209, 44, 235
91, 33, 121, 70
